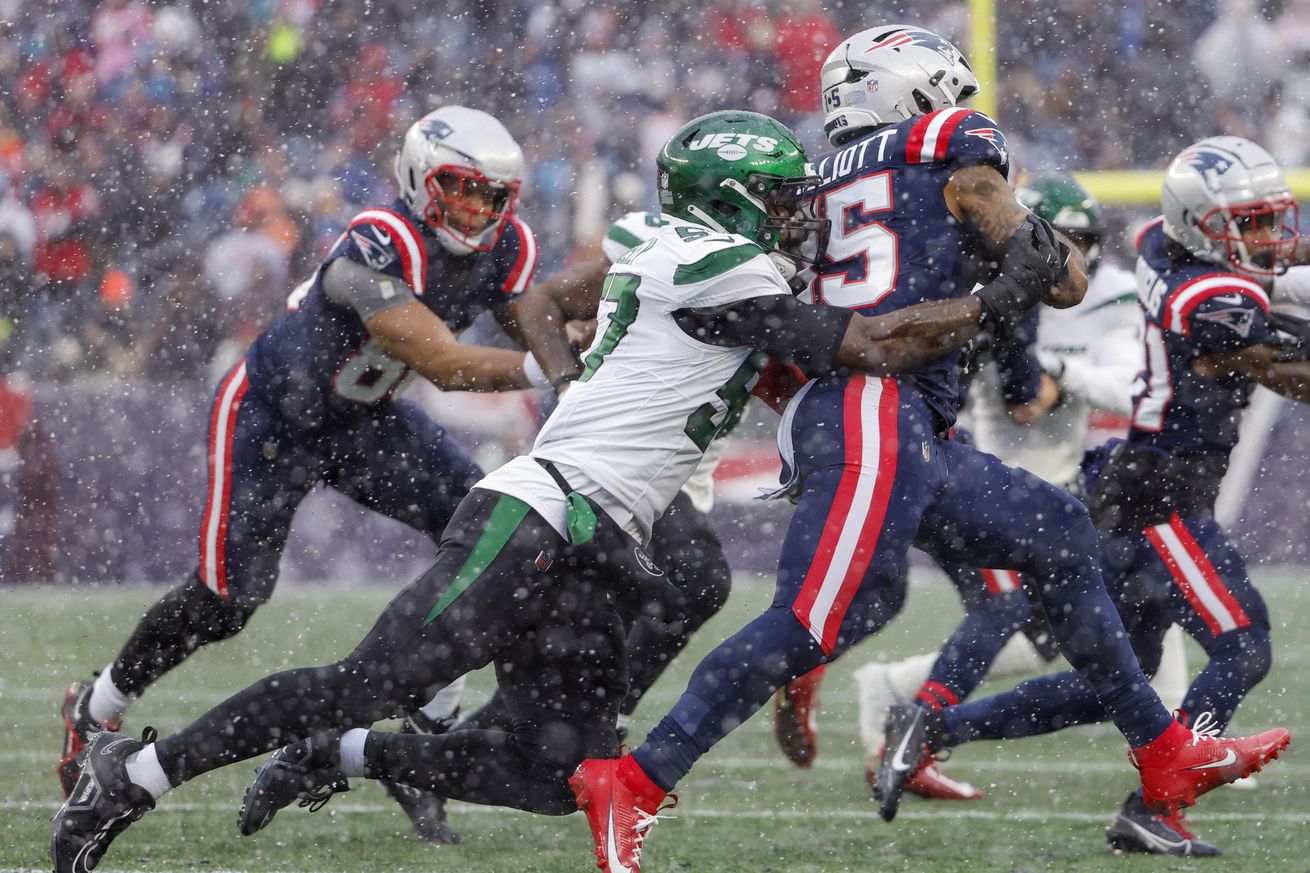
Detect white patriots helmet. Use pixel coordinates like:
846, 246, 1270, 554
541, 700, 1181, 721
394, 106, 523, 254
820, 25, 978, 146
1162, 136, 1298, 276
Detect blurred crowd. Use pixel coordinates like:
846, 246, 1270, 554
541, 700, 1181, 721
1, 0, 1308, 382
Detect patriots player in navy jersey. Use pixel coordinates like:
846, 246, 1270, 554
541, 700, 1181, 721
568, 28, 1291, 871
57, 106, 589, 798
918, 136, 1310, 856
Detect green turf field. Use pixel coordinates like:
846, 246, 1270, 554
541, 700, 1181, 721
3, 569, 1307, 872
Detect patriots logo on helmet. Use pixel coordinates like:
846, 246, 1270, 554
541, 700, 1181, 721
1179, 149, 1235, 177
966, 127, 1009, 162
864, 29, 960, 64
351, 226, 397, 271
419, 118, 453, 141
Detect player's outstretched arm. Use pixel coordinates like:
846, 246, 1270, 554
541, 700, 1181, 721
322, 257, 532, 392
944, 164, 1088, 309
496, 256, 606, 389
1194, 341, 1310, 404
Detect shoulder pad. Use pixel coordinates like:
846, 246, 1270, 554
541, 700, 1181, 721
489, 214, 539, 295
603, 211, 669, 262
904, 109, 1010, 176
1163, 273, 1270, 336
341, 208, 429, 295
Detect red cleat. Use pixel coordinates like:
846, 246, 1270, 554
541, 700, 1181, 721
867, 746, 984, 801
570, 757, 676, 873
59, 681, 120, 798
774, 665, 826, 768
1131, 713, 1290, 810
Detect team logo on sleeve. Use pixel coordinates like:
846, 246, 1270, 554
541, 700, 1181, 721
1195, 306, 1256, 338
966, 127, 1008, 162
351, 226, 397, 271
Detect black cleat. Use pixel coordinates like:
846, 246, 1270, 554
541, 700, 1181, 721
51, 729, 156, 873
873, 702, 944, 822
1107, 792, 1222, 857
382, 781, 462, 844
238, 734, 349, 837
380, 713, 462, 844
59, 681, 120, 798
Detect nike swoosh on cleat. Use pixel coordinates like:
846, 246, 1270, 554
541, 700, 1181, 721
891, 711, 924, 773
100, 738, 135, 757
1185, 749, 1237, 770
1122, 818, 1186, 852
605, 804, 633, 873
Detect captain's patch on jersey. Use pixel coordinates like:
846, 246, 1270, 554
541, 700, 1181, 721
351, 226, 397, 271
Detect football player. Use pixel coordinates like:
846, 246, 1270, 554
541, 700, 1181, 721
51, 108, 1059, 873
890, 136, 1309, 856
844, 175, 1195, 800
569, 27, 1290, 873
56, 106, 590, 797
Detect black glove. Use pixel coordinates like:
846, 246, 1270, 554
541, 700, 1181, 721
1267, 310, 1310, 362
976, 215, 1065, 337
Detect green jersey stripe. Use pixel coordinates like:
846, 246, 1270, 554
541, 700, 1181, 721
422, 495, 531, 626
606, 224, 644, 250
673, 243, 764, 285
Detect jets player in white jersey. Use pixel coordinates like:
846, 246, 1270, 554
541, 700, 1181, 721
52, 109, 1063, 873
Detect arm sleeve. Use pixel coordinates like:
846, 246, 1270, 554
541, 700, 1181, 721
992, 308, 1043, 405
672, 294, 853, 375
321, 256, 418, 320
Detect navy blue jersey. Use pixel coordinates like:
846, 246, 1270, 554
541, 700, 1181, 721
805, 107, 1011, 426
1129, 218, 1272, 455
244, 199, 538, 430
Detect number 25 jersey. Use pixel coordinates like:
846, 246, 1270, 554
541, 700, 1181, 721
804, 107, 1011, 427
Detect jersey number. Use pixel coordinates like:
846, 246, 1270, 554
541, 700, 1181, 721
814, 171, 899, 308
579, 273, 642, 381
334, 339, 414, 404
683, 352, 764, 452
1131, 324, 1173, 431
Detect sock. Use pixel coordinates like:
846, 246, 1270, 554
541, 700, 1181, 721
90, 665, 133, 725
338, 729, 369, 777
914, 681, 959, 711
124, 744, 172, 800
615, 712, 633, 733
1151, 625, 1190, 713
886, 654, 936, 699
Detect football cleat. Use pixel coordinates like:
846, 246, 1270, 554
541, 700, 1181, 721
238, 734, 349, 836
873, 702, 946, 821
51, 729, 156, 873
59, 681, 121, 798
774, 665, 826, 768
379, 713, 461, 844
570, 757, 676, 873
866, 746, 983, 801
1131, 712, 1290, 810
1107, 791, 1222, 856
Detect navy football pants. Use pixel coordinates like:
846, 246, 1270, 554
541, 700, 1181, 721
634, 376, 1172, 791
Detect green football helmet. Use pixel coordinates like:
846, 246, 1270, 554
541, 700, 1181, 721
1017, 174, 1104, 272
657, 110, 825, 274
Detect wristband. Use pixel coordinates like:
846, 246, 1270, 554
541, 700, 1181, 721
523, 353, 552, 389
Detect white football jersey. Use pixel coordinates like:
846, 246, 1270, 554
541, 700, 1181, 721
966, 262, 1143, 484
478, 217, 787, 543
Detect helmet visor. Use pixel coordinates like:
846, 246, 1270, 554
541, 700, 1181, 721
1200, 195, 1298, 275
